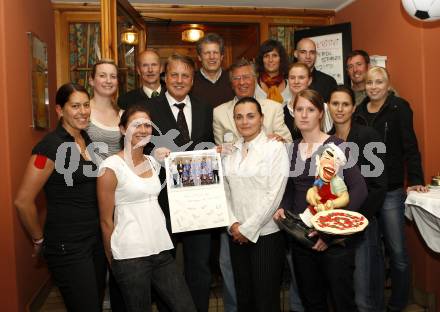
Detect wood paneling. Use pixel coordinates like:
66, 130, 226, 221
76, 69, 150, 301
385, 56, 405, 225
146, 22, 259, 68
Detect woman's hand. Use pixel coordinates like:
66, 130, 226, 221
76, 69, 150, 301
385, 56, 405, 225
230, 222, 248, 244
153, 147, 171, 162
267, 133, 285, 142
407, 185, 429, 193
273, 208, 286, 221
217, 143, 233, 156
309, 231, 328, 252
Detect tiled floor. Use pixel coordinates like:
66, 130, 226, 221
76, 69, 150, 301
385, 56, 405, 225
40, 284, 427, 312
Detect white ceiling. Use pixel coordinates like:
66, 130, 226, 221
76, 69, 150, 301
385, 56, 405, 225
52, 0, 356, 11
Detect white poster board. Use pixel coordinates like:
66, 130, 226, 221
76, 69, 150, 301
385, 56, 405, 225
313, 33, 344, 85
165, 149, 229, 233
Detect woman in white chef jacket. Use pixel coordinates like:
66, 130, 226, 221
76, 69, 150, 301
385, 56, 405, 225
222, 96, 289, 312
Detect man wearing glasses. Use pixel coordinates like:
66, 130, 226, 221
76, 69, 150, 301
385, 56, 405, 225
213, 58, 291, 145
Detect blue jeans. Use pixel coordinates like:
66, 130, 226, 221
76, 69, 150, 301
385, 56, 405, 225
378, 188, 410, 311
354, 218, 385, 312
112, 251, 196, 312
219, 231, 237, 312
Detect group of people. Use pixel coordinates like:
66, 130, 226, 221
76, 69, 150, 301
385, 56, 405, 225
14, 32, 427, 312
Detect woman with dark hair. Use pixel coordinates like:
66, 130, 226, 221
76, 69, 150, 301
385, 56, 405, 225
354, 67, 427, 312
274, 89, 367, 312
223, 96, 289, 311
97, 104, 195, 312
15, 83, 106, 311
328, 86, 387, 312
255, 39, 291, 104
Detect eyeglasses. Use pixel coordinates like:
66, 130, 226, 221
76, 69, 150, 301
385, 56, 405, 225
231, 74, 254, 82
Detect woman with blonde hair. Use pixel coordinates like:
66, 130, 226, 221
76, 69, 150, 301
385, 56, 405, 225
87, 59, 122, 160
285, 62, 333, 140
87, 59, 126, 311
354, 66, 427, 312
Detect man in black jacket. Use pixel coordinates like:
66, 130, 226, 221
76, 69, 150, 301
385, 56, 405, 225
117, 49, 166, 109
294, 38, 337, 102
146, 53, 214, 312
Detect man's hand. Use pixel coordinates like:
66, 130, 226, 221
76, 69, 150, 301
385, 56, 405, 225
153, 147, 171, 162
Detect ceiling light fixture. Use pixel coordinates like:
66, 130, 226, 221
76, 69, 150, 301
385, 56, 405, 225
121, 25, 139, 45
182, 28, 204, 43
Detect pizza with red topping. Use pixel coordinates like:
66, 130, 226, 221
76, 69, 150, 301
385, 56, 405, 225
310, 209, 368, 235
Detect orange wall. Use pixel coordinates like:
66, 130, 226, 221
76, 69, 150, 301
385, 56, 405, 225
0, 0, 56, 310
336, 0, 440, 182
336, 0, 440, 305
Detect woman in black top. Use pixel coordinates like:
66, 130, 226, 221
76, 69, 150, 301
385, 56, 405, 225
354, 67, 427, 312
328, 86, 387, 312
15, 83, 106, 311
274, 89, 367, 312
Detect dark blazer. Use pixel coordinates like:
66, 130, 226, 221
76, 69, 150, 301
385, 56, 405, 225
145, 93, 214, 226
329, 122, 387, 219
310, 69, 338, 102
117, 82, 166, 110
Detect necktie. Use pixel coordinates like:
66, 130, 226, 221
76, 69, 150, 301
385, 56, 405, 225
151, 90, 159, 98
174, 103, 190, 143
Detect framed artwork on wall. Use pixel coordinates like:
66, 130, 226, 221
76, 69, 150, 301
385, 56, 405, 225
28, 32, 50, 129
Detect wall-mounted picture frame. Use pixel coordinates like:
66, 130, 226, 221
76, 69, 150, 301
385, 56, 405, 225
28, 32, 49, 129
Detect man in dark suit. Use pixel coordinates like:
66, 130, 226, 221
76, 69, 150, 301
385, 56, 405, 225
117, 49, 166, 109
294, 37, 338, 102
147, 53, 214, 312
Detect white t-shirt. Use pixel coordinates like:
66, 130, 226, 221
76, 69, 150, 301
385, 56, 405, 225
99, 155, 173, 259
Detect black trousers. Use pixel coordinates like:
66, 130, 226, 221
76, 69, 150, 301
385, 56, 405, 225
290, 241, 358, 312
181, 230, 212, 312
43, 234, 107, 312
229, 231, 285, 312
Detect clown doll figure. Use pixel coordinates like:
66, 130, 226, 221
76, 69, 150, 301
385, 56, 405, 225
300, 143, 349, 227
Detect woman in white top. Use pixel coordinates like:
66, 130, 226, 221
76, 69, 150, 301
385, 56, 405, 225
284, 62, 333, 139
97, 105, 195, 312
223, 96, 289, 312
87, 59, 122, 159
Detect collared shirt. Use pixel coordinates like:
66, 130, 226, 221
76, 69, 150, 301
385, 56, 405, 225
143, 85, 162, 98
200, 68, 222, 84
165, 91, 192, 136
223, 131, 289, 243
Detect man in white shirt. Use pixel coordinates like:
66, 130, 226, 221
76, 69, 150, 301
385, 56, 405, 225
117, 49, 165, 109
213, 58, 292, 145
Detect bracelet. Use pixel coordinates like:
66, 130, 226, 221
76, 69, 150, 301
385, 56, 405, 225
32, 237, 44, 245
